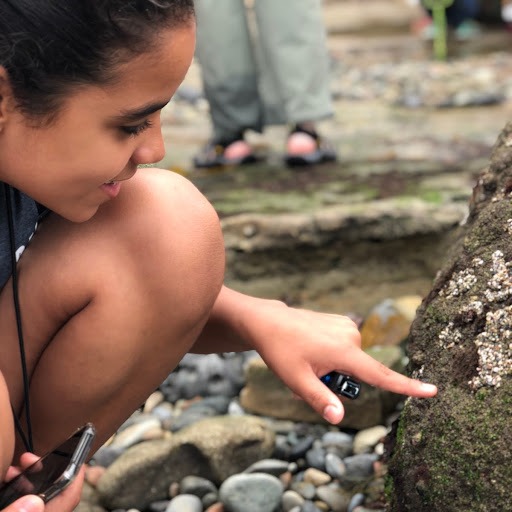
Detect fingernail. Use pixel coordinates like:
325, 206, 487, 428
323, 403, 342, 424
18, 496, 44, 512
421, 383, 438, 394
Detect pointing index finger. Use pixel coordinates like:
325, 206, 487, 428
347, 349, 437, 397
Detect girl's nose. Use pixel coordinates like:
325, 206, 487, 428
132, 123, 166, 166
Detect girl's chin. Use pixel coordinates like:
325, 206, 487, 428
57, 204, 101, 224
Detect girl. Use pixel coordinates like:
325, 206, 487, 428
0, 1, 437, 510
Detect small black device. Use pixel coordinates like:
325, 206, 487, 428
0, 423, 96, 508
321, 372, 361, 400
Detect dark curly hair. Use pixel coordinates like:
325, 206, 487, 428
0, 0, 195, 123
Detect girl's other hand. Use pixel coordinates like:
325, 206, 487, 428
2, 453, 84, 512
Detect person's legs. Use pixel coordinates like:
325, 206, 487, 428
194, 0, 263, 143
446, 0, 480, 27
0, 169, 225, 459
253, 0, 336, 166
254, 0, 333, 126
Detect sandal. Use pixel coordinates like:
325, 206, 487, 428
193, 138, 258, 169
284, 126, 337, 167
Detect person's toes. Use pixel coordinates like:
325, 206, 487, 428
223, 140, 253, 161
286, 132, 318, 156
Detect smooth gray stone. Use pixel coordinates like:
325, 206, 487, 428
273, 435, 292, 460
290, 482, 316, 500
343, 454, 378, 481
282, 490, 304, 512
151, 403, 174, 423
201, 492, 219, 509
91, 445, 125, 468
305, 447, 326, 471
347, 493, 365, 512
322, 432, 354, 459
165, 494, 202, 512
186, 395, 231, 415
179, 475, 217, 498
300, 501, 323, 512
289, 436, 314, 461
148, 501, 169, 512
244, 458, 289, 476
325, 452, 346, 480
219, 473, 283, 512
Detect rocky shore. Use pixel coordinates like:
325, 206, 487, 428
78, 2, 512, 511
77, 296, 419, 512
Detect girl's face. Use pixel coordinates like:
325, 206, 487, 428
0, 23, 196, 222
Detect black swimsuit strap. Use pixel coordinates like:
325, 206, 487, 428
3, 183, 34, 453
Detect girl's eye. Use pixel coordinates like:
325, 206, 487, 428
120, 120, 153, 137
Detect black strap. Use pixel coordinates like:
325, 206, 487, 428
3, 183, 34, 453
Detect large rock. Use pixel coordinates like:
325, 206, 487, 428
96, 415, 275, 510
388, 123, 512, 511
239, 347, 405, 430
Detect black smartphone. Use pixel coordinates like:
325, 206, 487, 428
0, 423, 96, 508
321, 372, 361, 400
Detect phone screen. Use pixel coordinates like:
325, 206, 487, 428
0, 424, 95, 508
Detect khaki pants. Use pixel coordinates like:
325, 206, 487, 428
194, 0, 333, 141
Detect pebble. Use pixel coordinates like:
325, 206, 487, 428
298, 502, 323, 512
165, 494, 202, 512
90, 444, 125, 468
353, 426, 388, 454
316, 484, 351, 511
280, 471, 293, 488
282, 490, 305, 511
343, 454, 379, 482
244, 458, 289, 476
219, 473, 283, 512
109, 417, 162, 450
306, 447, 327, 471
347, 493, 365, 512
85, 465, 106, 487
303, 468, 331, 486
151, 402, 174, 424
179, 476, 217, 498
202, 492, 219, 509
324, 452, 346, 480
291, 481, 316, 500
289, 436, 315, 461
321, 432, 354, 459
205, 504, 224, 512
143, 391, 165, 414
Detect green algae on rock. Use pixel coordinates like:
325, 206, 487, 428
388, 123, 512, 512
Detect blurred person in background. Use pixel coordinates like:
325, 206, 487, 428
193, 0, 337, 169
413, 0, 482, 40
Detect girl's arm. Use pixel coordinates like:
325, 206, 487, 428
192, 286, 437, 424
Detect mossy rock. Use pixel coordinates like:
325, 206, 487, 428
388, 123, 512, 511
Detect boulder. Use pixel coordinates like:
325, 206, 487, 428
96, 415, 275, 510
388, 123, 512, 511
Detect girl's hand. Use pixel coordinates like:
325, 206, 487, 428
2, 453, 84, 512
1, 495, 44, 512
241, 300, 437, 424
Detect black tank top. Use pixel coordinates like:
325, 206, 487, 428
0, 184, 39, 290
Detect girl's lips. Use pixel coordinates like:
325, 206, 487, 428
101, 181, 121, 199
